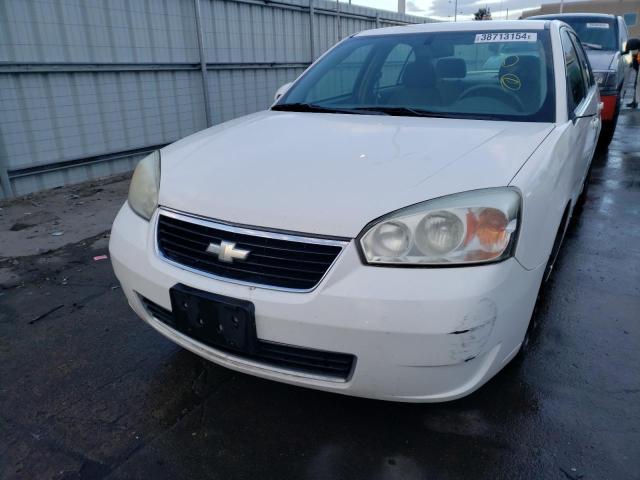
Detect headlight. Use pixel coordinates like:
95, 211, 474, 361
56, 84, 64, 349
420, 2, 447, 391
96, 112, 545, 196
359, 188, 520, 266
593, 70, 617, 92
128, 150, 160, 220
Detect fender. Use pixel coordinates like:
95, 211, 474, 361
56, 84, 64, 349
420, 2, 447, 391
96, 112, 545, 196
510, 123, 579, 270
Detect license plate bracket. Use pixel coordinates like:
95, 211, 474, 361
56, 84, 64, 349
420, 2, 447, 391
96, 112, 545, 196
169, 284, 257, 353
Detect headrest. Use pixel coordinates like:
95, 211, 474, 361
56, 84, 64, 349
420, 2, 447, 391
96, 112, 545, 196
498, 55, 541, 91
436, 57, 467, 79
430, 42, 454, 58
401, 61, 437, 88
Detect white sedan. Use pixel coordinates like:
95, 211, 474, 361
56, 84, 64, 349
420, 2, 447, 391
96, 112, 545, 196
110, 20, 600, 402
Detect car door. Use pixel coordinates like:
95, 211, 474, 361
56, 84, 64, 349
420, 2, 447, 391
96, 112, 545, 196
570, 31, 600, 163
618, 17, 634, 84
560, 28, 599, 199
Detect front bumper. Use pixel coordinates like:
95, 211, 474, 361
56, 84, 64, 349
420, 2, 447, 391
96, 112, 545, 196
110, 203, 545, 402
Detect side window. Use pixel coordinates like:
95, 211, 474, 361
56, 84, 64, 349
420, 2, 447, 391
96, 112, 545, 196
378, 44, 414, 89
560, 29, 586, 111
570, 33, 594, 89
619, 17, 629, 50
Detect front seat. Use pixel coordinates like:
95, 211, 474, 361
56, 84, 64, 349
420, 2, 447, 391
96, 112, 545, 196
498, 55, 542, 112
436, 57, 467, 105
388, 60, 441, 107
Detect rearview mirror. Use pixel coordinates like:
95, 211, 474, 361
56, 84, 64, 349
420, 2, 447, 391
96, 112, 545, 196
274, 82, 293, 103
624, 38, 640, 53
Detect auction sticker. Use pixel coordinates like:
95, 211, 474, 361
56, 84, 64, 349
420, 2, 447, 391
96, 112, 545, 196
475, 32, 537, 43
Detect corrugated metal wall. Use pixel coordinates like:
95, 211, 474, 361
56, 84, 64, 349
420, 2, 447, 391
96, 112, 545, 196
0, 0, 433, 198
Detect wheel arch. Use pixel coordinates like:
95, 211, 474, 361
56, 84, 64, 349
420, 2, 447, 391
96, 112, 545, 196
543, 200, 572, 281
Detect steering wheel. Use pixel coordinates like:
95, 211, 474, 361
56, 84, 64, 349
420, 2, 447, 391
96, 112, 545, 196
458, 85, 525, 112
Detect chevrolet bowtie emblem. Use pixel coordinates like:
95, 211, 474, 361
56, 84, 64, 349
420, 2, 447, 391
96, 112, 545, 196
206, 240, 250, 263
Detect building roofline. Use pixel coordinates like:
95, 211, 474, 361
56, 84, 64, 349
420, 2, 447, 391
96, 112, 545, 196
355, 20, 550, 37
529, 12, 618, 20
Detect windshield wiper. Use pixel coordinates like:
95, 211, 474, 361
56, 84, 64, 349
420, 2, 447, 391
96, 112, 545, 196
351, 106, 440, 117
280, 104, 452, 118
581, 42, 603, 50
352, 106, 469, 118
271, 103, 386, 115
272, 103, 497, 120
357, 106, 513, 121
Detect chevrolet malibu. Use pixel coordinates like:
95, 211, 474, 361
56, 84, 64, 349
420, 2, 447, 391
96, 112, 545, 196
110, 20, 600, 402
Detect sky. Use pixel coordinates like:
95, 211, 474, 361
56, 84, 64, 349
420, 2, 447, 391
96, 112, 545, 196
348, 0, 565, 21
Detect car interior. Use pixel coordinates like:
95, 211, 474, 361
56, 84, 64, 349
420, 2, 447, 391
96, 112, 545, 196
374, 42, 546, 114
299, 35, 551, 118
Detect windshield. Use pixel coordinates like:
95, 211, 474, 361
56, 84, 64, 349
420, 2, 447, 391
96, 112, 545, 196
559, 17, 618, 50
274, 30, 555, 122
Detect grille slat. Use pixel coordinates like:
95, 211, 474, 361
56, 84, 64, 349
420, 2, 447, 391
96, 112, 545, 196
258, 345, 353, 367
252, 352, 348, 373
157, 213, 345, 290
248, 252, 330, 266
159, 219, 340, 256
160, 244, 321, 284
159, 238, 328, 275
142, 299, 175, 327
159, 229, 334, 267
258, 342, 354, 365
141, 297, 355, 380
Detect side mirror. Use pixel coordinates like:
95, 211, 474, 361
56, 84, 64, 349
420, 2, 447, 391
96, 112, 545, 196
274, 82, 293, 102
624, 38, 640, 53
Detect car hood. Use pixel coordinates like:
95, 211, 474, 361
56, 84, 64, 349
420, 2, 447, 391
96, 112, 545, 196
586, 50, 616, 71
159, 111, 554, 237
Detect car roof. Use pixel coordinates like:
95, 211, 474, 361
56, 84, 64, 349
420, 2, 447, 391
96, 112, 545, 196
355, 20, 549, 37
529, 13, 617, 20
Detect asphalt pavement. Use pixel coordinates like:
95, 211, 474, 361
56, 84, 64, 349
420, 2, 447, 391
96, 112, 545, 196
1, 107, 639, 480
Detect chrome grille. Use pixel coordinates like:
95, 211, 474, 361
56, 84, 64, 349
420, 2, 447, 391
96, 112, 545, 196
156, 210, 347, 291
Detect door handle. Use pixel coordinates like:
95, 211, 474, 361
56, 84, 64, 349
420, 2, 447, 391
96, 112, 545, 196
591, 117, 599, 129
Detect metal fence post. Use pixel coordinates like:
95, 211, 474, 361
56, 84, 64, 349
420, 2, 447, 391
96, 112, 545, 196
309, 0, 315, 62
0, 168, 11, 199
0, 131, 13, 199
336, 0, 341, 41
194, 0, 212, 127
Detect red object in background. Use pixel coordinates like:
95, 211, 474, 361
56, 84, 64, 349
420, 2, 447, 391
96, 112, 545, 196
600, 95, 617, 121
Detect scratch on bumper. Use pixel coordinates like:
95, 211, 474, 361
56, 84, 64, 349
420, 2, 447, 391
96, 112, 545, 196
448, 298, 497, 363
